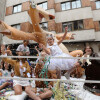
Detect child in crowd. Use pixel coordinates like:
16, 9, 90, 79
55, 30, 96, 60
0, 61, 13, 91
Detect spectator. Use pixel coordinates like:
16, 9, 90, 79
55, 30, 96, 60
6, 45, 12, 56
81, 46, 100, 96
16, 40, 30, 56
0, 61, 13, 91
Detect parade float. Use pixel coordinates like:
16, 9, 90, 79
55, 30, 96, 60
0, 1, 100, 100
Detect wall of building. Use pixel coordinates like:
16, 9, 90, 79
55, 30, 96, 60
0, 0, 6, 45
2, 0, 100, 53
55, 7, 93, 22
5, 11, 29, 25
6, 0, 29, 7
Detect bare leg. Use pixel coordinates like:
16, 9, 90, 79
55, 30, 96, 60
25, 85, 41, 100
39, 89, 53, 99
64, 67, 76, 79
14, 85, 22, 95
0, 82, 10, 90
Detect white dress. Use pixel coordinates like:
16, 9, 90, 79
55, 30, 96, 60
13, 61, 31, 87
47, 43, 77, 70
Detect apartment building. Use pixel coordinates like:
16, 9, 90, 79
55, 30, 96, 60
0, 0, 6, 45
2, 0, 100, 54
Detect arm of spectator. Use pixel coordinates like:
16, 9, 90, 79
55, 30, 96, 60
39, 43, 51, 55
35, 46, 40, 55
5, 50, 12, 56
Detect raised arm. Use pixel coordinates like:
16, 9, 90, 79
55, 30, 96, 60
58, 27, 68, 45
39, 43, 51, 55
35, 46, 40, 55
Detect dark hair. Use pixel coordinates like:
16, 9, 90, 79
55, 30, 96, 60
7, 45, 11, 49
83, 46, 94, 56
2, 62, 12, 72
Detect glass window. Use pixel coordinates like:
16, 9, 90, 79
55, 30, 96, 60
62, 23, 67, 32
18, 5, 21, 12
76, 0, 81, 8
62, 20, 83, 32
61, 3, 66, 10
43, 2, 47, 10
40, 22, 48, 30
72, 1, 77, 9
38, 4, 42, 8
66, 2, 71, 10
73, 21, 78, 30
78, 20, 83, 30
13, 6, 17, 13
62, 22, 73, 32
38, 2, 47, 10
96, 1, 100, 9
12, 24, 20, 30
13, 4, 22, 13
67, 23, 73, 32
61, 0, 81, 11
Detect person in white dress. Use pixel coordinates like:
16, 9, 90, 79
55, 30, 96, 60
39, 27, 79, 78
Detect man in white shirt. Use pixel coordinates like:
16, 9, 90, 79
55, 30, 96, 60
16, 40, 30, 55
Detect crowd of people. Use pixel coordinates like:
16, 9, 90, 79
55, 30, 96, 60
0, 27, 100, 99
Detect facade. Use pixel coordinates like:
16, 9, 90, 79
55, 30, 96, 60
0, 0, 6, 45
2, 0, 100, 54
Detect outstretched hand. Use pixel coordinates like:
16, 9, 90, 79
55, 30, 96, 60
70, 33, 75, 39
65, 27, 75, 40
65, 27, 68, 34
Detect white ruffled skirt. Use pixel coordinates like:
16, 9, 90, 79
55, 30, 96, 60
48, 53, 77, 70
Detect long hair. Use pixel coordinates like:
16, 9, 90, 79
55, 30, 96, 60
83, 46, 94, 56
2, 62, 12, 72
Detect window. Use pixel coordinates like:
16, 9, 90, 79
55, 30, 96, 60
38, 2, 47, 10
40, 22, 48, 30
61, 0, 81, 11
12, 24, 20, 30
76, 0, 81, 8
13, 4, 22, 13
62, 20, 83, 32
96, 1, 100, 9
72, 0, 81, 9
62, 22, 73, 32
61, 2, 71, 10
72, 1, 77, 9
